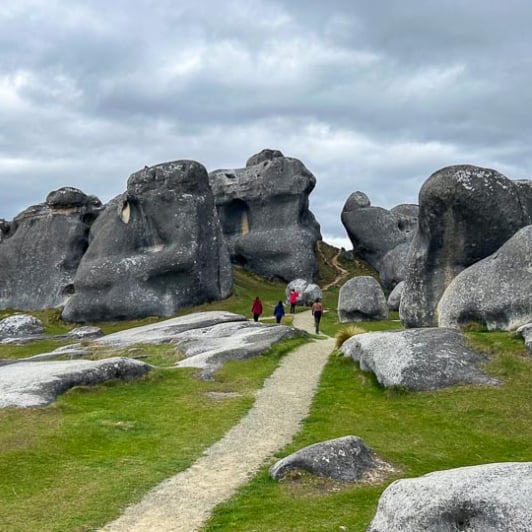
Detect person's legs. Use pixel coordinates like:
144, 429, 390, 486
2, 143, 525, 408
314, 313, 322, 334
253, 314, 259, 322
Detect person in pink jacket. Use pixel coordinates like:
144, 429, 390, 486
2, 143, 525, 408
289, 289, 299, 313
251, 296, 263, 322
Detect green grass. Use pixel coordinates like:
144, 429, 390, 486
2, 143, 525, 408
205, 335, 532, 531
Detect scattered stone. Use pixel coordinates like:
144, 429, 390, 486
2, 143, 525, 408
0, 314, 45, 338
270, 435, 394, 482
516, 323, 532, 355
338, 276, 387, 322
65, 326, 104, 339
286, 279, 322, 306
400, 165, 532, 328
0, 357, 151, 408
340, 327, 499, 391
209, 149, 322, 282
438, 225, 532, 331
62, 161, 232, 322
0, 187, 102, 310
368, 462, 532, 532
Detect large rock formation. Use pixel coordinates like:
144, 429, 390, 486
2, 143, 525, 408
438, 225, 532, 331
62, 161, 232, 322
341, 192, 417, 283
209, 149, 321, 282
400, 165, 532, 328
338, 276, 388, 322
368, 462, 532, 532
0, 187, 102, 310
340, 327, 498, 391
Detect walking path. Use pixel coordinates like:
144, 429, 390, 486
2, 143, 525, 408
101, 311, 335, 532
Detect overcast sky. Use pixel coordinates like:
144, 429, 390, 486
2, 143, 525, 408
2, 0, 532, 248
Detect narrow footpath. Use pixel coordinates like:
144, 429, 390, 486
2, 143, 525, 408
101, 311, 335, 532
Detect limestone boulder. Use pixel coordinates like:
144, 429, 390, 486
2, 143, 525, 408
0, 357, 151, 408
379, 242, 410, 290
0, 314, 44, 338
62, 161, 232, 322
341, 193, 417, 272
209, 149, 321, 282
387, 281, 404, 311
400, 165, 532, 328
340, 327, 498, 391
0, 187, 102, 310
438, 225, 532, 331
270, 435, 394, 482
368, 462, 532, 532
338, 276, 387, 322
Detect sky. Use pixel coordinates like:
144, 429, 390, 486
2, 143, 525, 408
1, 1, 532, 249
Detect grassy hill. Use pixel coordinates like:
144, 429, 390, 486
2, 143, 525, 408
0, 245, 531, 531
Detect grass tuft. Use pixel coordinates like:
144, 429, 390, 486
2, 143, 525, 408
334, 325, 365, 348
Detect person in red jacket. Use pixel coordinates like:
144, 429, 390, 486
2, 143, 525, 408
289, 289, 299, 313
251, 296, 263, 322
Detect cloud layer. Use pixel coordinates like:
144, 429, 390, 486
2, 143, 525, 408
2, 0, 532, 246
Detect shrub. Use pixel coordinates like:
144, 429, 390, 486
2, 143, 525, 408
334, 325, 365, 349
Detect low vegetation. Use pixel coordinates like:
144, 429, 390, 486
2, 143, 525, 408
1, 250, 531, 531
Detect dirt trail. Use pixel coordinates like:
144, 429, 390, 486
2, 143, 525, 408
101, 311, 334, 532
317, 241, 350, 290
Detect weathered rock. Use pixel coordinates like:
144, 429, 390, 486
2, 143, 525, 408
379, 242, 410, 290
438, 225, 532, 331
340, 327, 498, 390
0, 357, 151, 408
0, 187, 102, 310
400, 165, 532, 328
387, 281, 404, 311
270, 435, 393, 482
209, 149, 321, 282
0, 314, 44, 338
516, 323, 532, 355
65, 326, 104, 339
338, 276, 387, 322
286, 279, 322, 306
341, 194, 417, 271
62, 161, 232, 322
368, 462, 532, 532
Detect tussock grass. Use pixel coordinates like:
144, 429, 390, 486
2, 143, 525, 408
334, 325, 365, 348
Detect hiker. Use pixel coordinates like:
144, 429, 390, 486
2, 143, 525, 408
251, 296, 263, 322
311, 298, 324, 334
289, 288, 299, 313
273, 300, 285, 324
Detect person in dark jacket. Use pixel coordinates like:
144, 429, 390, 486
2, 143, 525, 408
251, 296, 263, 322
273, 300, 285, 324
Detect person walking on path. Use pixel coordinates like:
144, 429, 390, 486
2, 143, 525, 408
251, 296, 263, 322
273, 300, 285, 324
311, 298, 324, 334
289, 289, 299, 313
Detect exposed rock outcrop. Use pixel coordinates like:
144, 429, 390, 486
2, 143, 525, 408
62, 161, 232, 322
209, 149, 321, 282
387, 281, 404, 311
0, 187, 102, 310
286, 279, 322, 307
400, 165, 532, 328
340, 327, 498, 391
0, 357, 151, 408
368, 462, 532, 532
270, 435, 394, 482
516, 323, 532, 355
0, 314, 44, 338
341, 193, 417, 279
438, 225, 532, 330
338, 276, 387, 322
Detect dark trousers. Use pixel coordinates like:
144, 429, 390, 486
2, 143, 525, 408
253, 314, 260, 322
290, 303, 296, 313
313, 311, 322, 334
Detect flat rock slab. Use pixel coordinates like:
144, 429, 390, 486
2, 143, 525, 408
368, 462, 532, 531
91, 311, 247, 348
0, 357, 151, 408
340, 327, 499, 390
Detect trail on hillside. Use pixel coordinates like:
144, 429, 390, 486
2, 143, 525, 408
317, 241, 350, 290
100, 311, 334, 532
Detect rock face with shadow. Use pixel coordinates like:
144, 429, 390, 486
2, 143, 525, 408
0, 187, 102, 310
62, 161, 232, 322
341, 192, 417, 287
400, 165, 532, 328
438, 225, 532, 331
340, 327, 498, 391
368, 462, 532, 532
209, 149, 321, 282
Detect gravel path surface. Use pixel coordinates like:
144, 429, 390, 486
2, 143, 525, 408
101, 310, 334, 532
